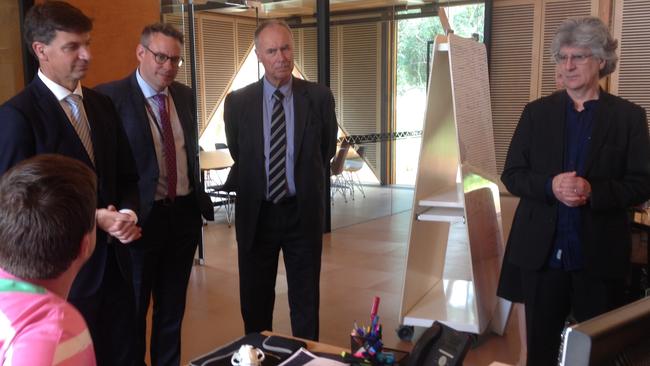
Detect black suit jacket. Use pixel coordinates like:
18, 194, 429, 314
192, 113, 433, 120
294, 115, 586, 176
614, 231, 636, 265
224, 78, 337, 250
96, 73, 213, 222
0, 76, 140, 295
502, 90, 650, 278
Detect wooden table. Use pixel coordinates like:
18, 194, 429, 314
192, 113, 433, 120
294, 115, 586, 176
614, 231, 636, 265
200, 150, 234, 171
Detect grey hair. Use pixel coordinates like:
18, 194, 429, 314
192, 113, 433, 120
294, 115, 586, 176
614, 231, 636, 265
254, 19, 293, 49
550, 16, 618, 78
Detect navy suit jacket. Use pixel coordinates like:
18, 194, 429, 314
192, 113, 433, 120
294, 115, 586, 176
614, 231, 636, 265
502, 90, 650, 278
96, 72, 213, 223
223, 77, 338, 251
0, 76, 140, 296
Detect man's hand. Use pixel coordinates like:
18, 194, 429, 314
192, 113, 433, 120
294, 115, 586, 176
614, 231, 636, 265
552, 171, 591, 207
96, 205, 142, 243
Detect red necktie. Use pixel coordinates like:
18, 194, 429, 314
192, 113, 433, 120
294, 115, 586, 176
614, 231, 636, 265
152, 94, 177, 199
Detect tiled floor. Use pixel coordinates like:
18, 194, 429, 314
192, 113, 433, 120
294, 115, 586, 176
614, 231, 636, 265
177, 186, 521, 365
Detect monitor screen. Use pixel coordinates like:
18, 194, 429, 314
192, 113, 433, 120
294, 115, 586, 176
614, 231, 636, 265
560, 296, 650, 365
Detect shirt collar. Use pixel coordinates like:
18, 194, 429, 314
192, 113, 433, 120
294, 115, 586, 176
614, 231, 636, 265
136, 68, 168, 99
38, 69, 83, 101
566, 93, 600, 113
263, 76, 292, 102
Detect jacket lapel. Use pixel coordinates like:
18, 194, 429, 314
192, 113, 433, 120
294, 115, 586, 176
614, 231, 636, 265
292, 78, 308, 163
251, 79, 266, 192
32, 78, 68, 144
128, 73, 156, 151
584, 90, 614, 176
548, 91, 567, 173
33, 78, 94, 168
81, 88, 102, 171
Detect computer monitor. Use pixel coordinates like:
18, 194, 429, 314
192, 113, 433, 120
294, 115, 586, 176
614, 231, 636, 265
560, 296, 650, 365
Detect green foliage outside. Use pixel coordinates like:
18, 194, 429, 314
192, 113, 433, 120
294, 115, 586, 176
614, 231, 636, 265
396, 4, 485, 95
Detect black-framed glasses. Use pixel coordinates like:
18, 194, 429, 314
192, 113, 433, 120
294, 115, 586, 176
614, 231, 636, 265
554, 52, 593, 65
142, 44, 184, 67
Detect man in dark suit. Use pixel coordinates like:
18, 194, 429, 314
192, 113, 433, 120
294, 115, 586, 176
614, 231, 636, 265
96, 23, 214, 366
0, 2, 141, 365
498, 16, 650, 365
224, 20, 337, 341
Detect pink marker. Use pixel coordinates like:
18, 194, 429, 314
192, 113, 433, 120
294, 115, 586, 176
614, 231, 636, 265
370, 296, 380, 320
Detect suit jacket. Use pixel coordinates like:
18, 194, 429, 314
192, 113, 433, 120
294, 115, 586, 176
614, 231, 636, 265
96, 73, 213, 223
0, 76, 140, 295
224, 78, 337, 251
502, 89, 650, 278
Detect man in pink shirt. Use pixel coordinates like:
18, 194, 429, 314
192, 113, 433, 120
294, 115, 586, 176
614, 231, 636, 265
0, 154, 98, 365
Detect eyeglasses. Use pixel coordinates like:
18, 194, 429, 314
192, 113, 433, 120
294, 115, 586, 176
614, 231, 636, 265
554, 53, 594, 65
142, 44, 184, 67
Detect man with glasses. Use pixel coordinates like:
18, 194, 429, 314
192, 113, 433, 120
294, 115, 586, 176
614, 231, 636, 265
96, 22, 213, 366
498, 16, 650, 365
0, 2, 140, 365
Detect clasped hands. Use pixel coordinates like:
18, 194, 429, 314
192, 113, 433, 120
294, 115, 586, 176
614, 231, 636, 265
96, 205, 142, 243
552, 171, 591, 207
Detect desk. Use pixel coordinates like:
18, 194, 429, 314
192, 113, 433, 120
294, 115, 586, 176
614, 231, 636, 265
190, 332, 348, 366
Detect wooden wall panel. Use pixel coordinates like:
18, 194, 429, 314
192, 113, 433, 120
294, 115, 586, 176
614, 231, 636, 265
611, 0, 650, 132
0, 0, 23, 103
199, 16, 235, 133
490, 0, 602, 173
68, 0, 159, 87
490, 2, 536, 173
538, 0, 592, 97
340, 23, 381, 173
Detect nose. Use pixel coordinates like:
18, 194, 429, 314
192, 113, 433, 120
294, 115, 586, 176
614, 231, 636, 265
279, 50, 289, 62
79, 46, 91, 61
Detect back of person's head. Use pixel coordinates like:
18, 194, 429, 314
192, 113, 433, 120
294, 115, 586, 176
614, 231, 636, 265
140, 22, 184, 46
0, 154, 97, 280
23, 1, 93, 55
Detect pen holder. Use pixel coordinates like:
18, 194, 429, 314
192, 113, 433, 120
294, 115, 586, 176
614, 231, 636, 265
350, 334, 384, 362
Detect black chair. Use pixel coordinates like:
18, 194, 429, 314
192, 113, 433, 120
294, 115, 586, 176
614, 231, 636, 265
204, 143, 235, 227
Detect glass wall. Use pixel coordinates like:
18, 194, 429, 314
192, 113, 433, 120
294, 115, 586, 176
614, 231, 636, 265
165, 2, 485, 230
394, 4, 485, 185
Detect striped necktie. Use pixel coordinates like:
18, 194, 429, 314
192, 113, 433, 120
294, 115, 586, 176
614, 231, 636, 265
151, 94, 177, 200
268, 89, 288, 203
64, 94, 95, 164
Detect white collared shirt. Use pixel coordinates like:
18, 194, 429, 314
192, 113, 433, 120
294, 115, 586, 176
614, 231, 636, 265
38, 70, 86, 130
135, 69, 191, 199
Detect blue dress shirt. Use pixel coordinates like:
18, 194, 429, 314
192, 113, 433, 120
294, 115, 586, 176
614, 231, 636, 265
548, 97, 598, 270
262, 77, 296, 198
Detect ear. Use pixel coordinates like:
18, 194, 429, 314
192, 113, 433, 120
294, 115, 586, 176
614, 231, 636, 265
599, 58, 606, 70
254, 48, 261, 62
136, 44, 146, 63
78, 228, 96, 263
32, 41, 48, 62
